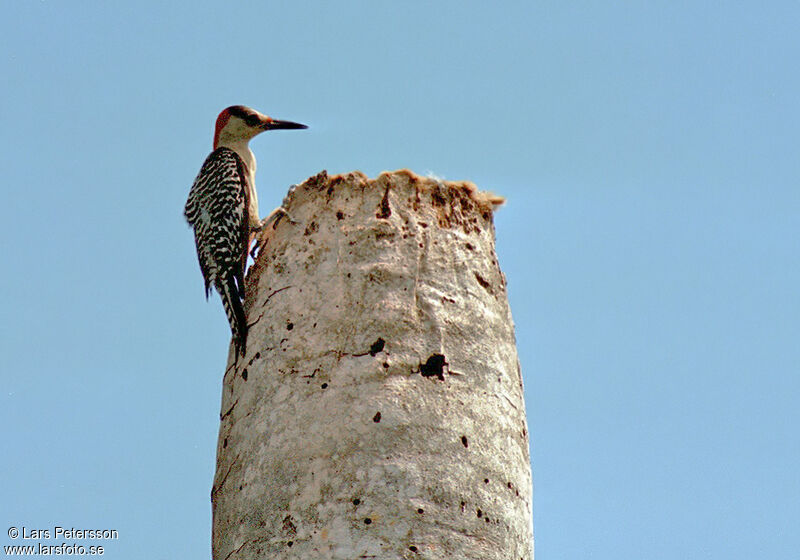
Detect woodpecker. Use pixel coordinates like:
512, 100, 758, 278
185, 105, 307, 355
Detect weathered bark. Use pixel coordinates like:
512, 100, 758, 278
211, 170, 532, 559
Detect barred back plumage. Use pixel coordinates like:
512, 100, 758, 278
185, 147, 250, 355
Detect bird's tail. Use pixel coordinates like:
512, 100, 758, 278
218, 275, 247, 356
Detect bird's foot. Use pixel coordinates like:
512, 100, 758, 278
261, 206, 299, 230
249, 207, 299, 259
249, 236, 261, 259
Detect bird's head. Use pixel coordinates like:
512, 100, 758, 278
213, 105, 307, 149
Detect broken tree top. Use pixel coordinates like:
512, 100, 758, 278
247, 168, 509, 309
263, 168, 504, 240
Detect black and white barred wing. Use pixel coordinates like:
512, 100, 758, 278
184, 147, 250, 354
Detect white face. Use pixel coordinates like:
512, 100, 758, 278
223, 111, 269, 140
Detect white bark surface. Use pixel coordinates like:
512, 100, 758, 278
212, 170, 532, 559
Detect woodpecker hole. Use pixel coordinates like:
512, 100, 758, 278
369, 338, 385, 356
223, 438, 228, 448
364, 518, 372, 525
286, 322, 294, 331
417, 508, 424, 514
321, 383, 328, 389
409, 546, 418, 553
373, 412, 381, 423
476, 509, 483, 518
474, 271, 492, 291
287, 541, 293, 548
282, 515, 297, 535
420, 354, 447, 380
241, 369, 248, 381
461, 436, 469, 448
336, 210, 344, 220
376, 186, 391, 219
484, 478, 490, 484
352, 498, 360, 506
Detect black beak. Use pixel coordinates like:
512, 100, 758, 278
264, 119, 308, 131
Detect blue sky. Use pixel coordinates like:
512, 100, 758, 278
2, 2, 798, 558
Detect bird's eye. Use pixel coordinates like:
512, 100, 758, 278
247, 115, 261, 126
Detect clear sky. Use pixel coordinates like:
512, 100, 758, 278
2, 1, 798, 558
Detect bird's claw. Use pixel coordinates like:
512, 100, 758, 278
264, 207, 299, 229
249, 207, 300, 259
250, 237, 261, 259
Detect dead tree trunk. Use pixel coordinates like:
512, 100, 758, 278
211, 170, 532, 559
